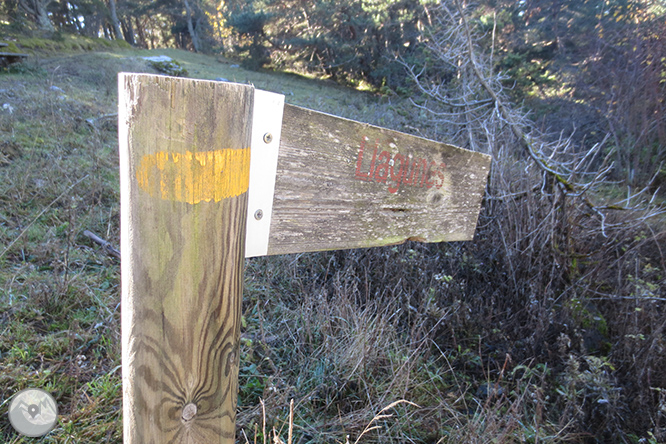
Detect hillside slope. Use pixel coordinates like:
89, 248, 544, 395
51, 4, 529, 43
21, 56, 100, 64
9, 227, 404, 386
0, 47, 417, 443
1, 45, 665, 443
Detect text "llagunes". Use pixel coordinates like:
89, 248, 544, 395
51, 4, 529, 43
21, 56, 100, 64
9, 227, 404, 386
354, 137, 447, 194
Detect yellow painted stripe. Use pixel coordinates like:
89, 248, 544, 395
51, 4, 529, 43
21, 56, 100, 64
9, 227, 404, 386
136, 148, 251, 204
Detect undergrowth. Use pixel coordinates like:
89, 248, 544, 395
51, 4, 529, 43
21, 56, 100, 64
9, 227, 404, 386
1, 33, 131, 55
0, 45, 664, 443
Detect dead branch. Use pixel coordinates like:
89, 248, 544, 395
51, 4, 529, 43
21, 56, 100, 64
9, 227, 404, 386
83, 230, 120, 259
0, 175, 89, 260
85, 113, 118, 128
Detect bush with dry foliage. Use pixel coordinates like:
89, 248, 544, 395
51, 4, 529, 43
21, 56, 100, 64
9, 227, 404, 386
233, 3, 665, 442
394, 0, 666, 440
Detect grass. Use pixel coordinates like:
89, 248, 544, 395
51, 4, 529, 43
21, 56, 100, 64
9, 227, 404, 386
0, 40, 664, 443
0, 44, 418, 443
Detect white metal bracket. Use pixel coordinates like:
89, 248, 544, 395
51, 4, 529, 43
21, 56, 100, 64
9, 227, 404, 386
245, 89, 285, 258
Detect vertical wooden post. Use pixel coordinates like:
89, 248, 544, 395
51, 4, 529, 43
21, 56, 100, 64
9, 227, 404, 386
119, 74, 253, 443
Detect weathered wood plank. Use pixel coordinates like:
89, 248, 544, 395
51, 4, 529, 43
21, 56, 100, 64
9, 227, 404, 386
266, 104, 491, 255
119, 73, 253, 443
0, 52, 29, 67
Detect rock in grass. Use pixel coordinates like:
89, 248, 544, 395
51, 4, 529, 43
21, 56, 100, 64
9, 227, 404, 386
143, 56, 188, 77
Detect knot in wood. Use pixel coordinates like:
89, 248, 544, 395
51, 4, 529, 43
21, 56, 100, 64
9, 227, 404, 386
182, 403, 197, 421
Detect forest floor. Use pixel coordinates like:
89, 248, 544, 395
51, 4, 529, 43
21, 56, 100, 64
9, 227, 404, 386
0, 39, 664, 443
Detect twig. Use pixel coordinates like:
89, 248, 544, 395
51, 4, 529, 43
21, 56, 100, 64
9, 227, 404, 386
288, 399, 293, 444
587, 295, 666, 302
83, 230, 121, 259
0, 175, 89, 260
352, 400, 420, 444
85, 113, 118, 128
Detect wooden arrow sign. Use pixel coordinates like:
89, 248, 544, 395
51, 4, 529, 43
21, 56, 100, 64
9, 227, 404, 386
244, 92, 491, 257
119, 74, 490, 443
121, 75, 490, 259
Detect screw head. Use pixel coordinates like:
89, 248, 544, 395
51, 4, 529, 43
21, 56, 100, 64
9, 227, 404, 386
263, 133, 273, 144
254, 209, 263, 220
182, 403, 197, 421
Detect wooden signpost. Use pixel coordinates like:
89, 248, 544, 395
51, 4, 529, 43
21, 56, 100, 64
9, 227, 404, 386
119, 73, 490, 443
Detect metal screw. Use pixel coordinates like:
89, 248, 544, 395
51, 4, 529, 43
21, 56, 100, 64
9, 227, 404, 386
254, 209, 263, 220
263, 133, 273, 144
182, 403, 197, 421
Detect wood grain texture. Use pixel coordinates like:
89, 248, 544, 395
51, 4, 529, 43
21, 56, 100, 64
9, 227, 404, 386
119, 74, 253, 443
267, 104, 491, 255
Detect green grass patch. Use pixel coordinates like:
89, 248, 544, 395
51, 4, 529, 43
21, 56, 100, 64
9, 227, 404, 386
13, 34, 131, 54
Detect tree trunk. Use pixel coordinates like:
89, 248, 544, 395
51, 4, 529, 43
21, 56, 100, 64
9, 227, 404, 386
183, 0, 201, 52
120, 17, 135, 45
19, 0, 54, 31
108, 0, 124, 40
134, 16, 148, 48
34, 0, 53, 31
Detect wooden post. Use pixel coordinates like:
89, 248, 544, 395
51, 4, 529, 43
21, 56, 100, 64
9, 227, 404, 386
119, 74, 253, 443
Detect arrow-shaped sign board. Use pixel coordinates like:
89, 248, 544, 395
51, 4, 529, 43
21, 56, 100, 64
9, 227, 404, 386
244, 90, 491, 256
129, 82, 491, 258
120, 74, 490, 443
